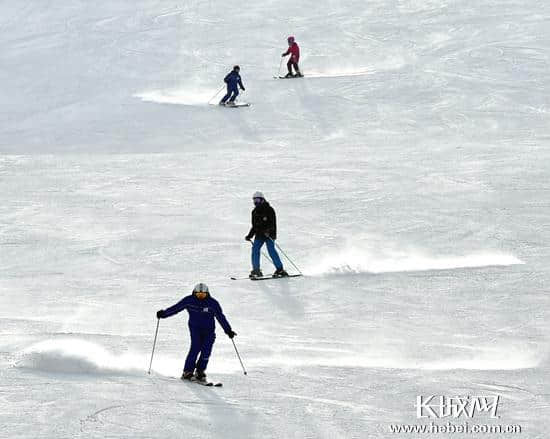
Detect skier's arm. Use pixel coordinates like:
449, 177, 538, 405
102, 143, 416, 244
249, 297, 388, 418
213, 301, 233, 335
159, 297, 189, 318
245, 211, 254, 240
238, 78, 245, 91
281, 48, 290, 57
291, 45, 299, 60
265, 206, 277, 239
272, 208, 277, 239
224, 73, 231, 83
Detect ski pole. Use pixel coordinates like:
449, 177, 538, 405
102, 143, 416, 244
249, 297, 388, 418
231, 338, 247, 375
269, 237, 302, 274
249, 240, 276, 268
147, 318, 160, 374
277, 57, 284, 77
207, 85, 225, 104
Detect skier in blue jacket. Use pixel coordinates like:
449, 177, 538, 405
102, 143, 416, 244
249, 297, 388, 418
156, 283, 236, 382
220, 65, 245, 106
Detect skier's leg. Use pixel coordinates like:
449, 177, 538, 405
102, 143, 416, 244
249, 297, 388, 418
251, 237, 264, 270
183, 326, 202, 373
265, 239, 283, 270
286, 60, 294, 77
228, 86, 239, 103
220, 86, 231, 104
293, 62, 302, 76
196, 331, 216, 372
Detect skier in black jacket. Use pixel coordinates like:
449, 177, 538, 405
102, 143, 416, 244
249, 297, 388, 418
245, 191, 288, 278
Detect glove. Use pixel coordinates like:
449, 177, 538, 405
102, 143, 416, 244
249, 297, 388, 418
226, 330, 237, 339
241, 86, 245, 91
264, 231, 271, 238
245, 235, 253, 241
156, 310, 164, 319
281, 53, 286, 57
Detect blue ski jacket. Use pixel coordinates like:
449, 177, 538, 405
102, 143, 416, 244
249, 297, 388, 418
224, 71, 244, 90
161, 294, 232, 334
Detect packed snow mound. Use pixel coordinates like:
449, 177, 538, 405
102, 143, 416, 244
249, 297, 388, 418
308, 248, 524, 275
16, 339, 145, 376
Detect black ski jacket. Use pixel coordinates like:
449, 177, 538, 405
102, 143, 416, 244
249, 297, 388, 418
246, 201, 277, 240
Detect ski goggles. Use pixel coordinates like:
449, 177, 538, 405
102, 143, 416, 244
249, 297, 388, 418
195, 291, 208, 299
253, 197, 264, 204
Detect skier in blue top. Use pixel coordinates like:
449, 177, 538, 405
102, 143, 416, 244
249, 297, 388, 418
220, 65, 245, 106
156, 283, 236, 382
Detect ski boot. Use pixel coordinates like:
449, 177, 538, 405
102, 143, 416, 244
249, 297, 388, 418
295, 71, 303, 78
181, 371, 194, 381
273, 268, 289, 278
249, 268, 263, 279
284, 72, 294, 78
226, 101, 237, 107
195, 369, 207, 382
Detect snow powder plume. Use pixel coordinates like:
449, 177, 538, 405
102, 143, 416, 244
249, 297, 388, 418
16, 339, 146, 376
307, 247, 524, 276
135, 87, 218, 106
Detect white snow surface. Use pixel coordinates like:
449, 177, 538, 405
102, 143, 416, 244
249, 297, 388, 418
1, 1, 550, 438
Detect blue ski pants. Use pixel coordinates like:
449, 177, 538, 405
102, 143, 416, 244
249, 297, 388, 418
220, 85, 239, 103
252, 237, 283, 271
184, 326, 216, 372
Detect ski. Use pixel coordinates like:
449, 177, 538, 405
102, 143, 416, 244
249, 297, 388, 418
230, 274, 303, 281
209, 102, 250, 108
223, 102, 250, 107
186, 377, 223, 387
151, 374, 222, 387
274, 75, 304, 79
251, 274, 302, 281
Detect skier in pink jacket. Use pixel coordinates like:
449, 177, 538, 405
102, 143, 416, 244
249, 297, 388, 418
281, 36, 303, 78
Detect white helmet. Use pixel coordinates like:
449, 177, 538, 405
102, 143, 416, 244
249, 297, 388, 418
193, 283, 209, 293
252, 191, 265, 200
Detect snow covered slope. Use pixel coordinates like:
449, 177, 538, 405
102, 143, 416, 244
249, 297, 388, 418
1, 1, 549, 438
